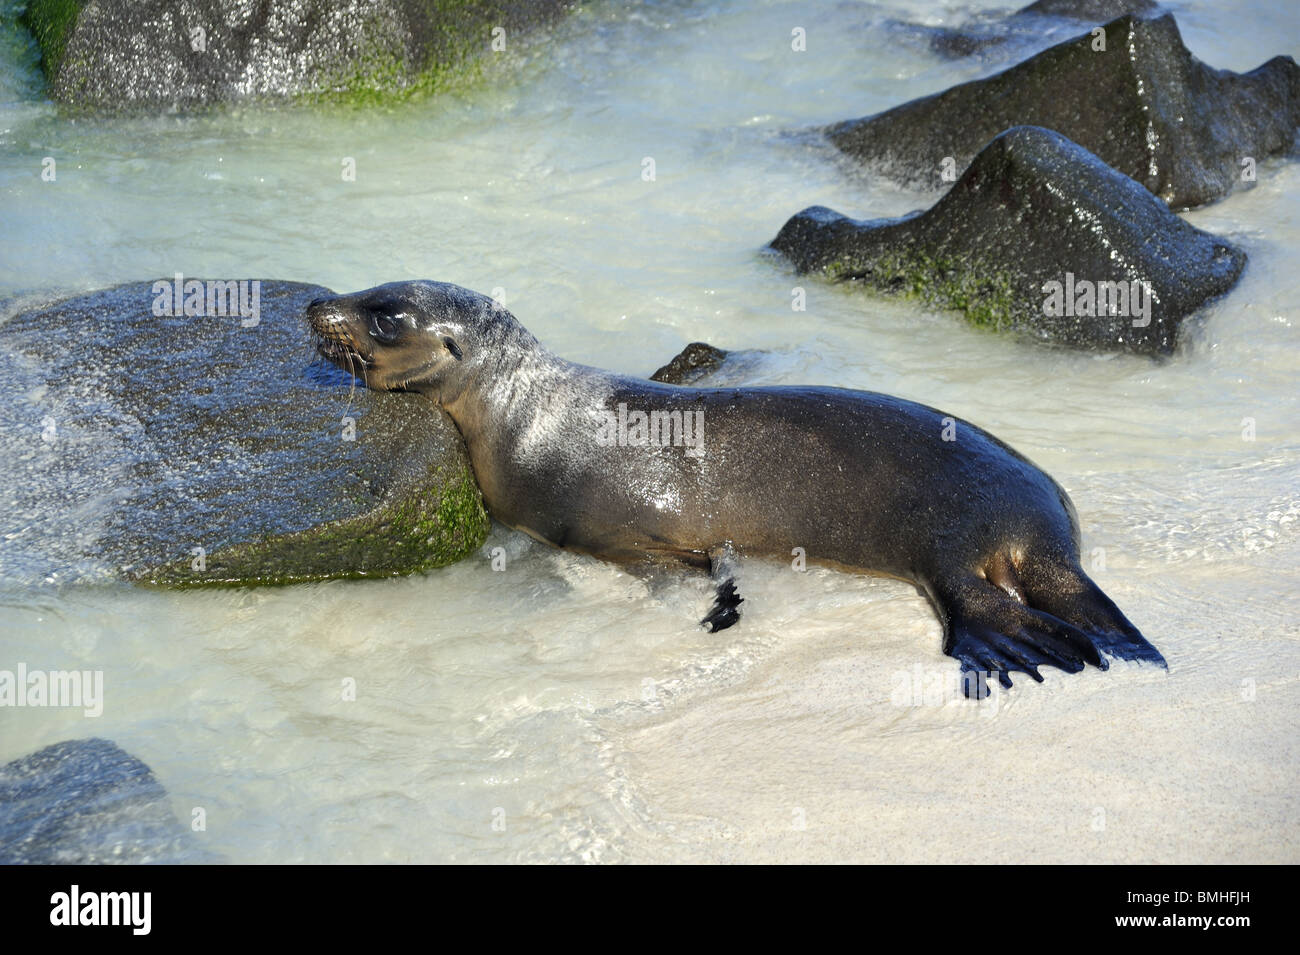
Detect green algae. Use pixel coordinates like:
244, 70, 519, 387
825, 247, 1019, 331
140, 460, 489, 588
19, 0, 82, 77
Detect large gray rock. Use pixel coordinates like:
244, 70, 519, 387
20, 0, 573, 110
831, 13, 1300, 210
770, 126, 1246, 355
0, 738, 214, 864
0, 279, 488, 587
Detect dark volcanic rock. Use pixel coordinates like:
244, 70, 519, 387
769, 126, 1246, 355
649, 342, 777, 386
650, 343, 730, 386
0, 279, 488, 587
832, 13, 1300, 210
0, 738, 215, 863
20, 0, 573, 111
1020, 0, 1154, 13
920, 0, 1159, 60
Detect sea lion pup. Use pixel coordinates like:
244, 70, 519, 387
307, 281, 1165, 694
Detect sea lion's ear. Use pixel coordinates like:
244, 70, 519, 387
442, 336, 463, 361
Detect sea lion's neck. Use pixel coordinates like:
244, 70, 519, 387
438, 341, 581, 423
433, 342, 620, 518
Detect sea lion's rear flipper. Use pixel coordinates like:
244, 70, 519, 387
701, 543, 743, 633
932, 568, 1164, 697
1017, 565, 1167, 668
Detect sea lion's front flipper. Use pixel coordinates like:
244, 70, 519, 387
701, 543, 743, 633
931, 569, 1165, 697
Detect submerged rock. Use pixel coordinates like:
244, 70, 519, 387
20, 0, 572, 110
770, 126, 1246, 355
831, 13, 1300, 210
1020, 0, 1155, 12
0, 279, 488, 587
649, 343, 730, 386
649, 342, 777, 387
913, 0, 1159, 60
0, 738, 214, 863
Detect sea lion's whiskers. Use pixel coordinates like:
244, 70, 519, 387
342, 341, 359, 412
310, 323, 360, 415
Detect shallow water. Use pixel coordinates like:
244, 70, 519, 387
1, 0, 1297, 862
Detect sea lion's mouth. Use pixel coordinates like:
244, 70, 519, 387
315, 334, 372, 369
306, 301, 374, 370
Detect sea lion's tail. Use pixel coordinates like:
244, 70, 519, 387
928, 556, 1165, 697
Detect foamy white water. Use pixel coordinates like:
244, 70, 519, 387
0, 0, 1297, 862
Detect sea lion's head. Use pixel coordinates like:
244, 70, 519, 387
306, 281, 535, 397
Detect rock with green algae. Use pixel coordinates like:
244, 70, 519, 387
768, 126, 1246, 355
0, 279, 488, 588
19, 0, 575, 111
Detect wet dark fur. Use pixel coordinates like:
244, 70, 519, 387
308, 281, 1166, 696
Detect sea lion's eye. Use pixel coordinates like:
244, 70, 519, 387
443, 337, 463, 361
370, 312, 400, 342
